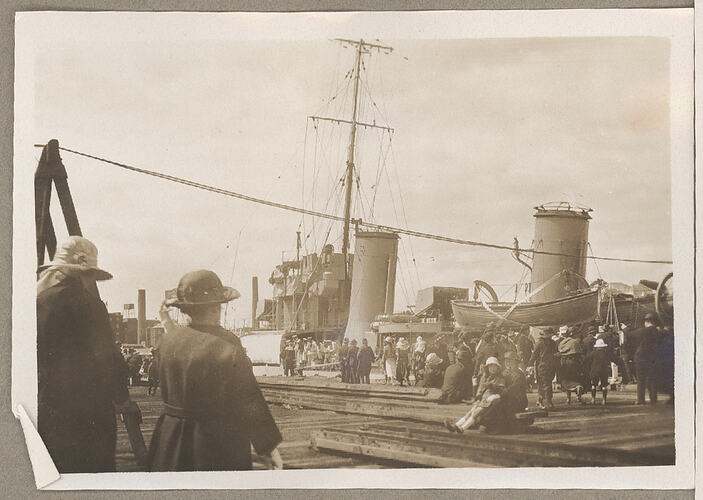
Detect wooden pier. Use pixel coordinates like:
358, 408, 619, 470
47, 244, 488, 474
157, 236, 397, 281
116, 378, 674, 471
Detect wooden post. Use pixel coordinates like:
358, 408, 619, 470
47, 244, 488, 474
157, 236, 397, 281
47, 139, 82, 236
34, 139, 82, 269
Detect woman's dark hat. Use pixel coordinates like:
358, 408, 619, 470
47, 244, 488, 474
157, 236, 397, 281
166, 270, 240, 307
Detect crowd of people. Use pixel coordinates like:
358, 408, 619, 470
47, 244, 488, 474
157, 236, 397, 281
120, 347, 160, 395
318, 315, 675, 434
279, 337, 345, 377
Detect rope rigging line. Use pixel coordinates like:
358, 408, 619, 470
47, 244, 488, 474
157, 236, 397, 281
45, 145, 673, 265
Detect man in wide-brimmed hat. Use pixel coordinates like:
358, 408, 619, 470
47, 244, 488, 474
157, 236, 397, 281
36, 236, 132, 473
148, 269, 282, 471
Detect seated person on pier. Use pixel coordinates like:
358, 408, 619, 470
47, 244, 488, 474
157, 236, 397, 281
438, 349, 473, 404
444, 357, 506, 433
419, 353, 444, 389
495, 351, 530, 431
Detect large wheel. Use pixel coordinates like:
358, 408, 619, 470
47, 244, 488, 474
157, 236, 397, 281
655, 272, 673, 325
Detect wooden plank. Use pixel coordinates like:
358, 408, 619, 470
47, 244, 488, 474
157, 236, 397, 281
311, 437, 488, 469
362, 423, 672, 466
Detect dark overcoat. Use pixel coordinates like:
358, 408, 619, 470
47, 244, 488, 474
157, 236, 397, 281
421, 365, 444, 389
37, 276, 129, 473
529, 336, 557, 377
473, 341, 501, 378
357, 346, 375, 374
502, 368, 528, 413
438, 361, 468, 404
148, 324, 282, 471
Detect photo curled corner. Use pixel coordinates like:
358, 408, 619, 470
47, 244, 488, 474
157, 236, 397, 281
14, 404, 60, 489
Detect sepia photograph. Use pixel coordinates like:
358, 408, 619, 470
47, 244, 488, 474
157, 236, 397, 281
12, 9, 694, 490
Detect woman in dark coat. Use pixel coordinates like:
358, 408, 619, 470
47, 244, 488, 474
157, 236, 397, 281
36, 236, 131, 473
557, 328, 587, 404
357, 339, 375, 384
149, 270, 282, 471
395, 337, 411, 386
584, 339, 616, 405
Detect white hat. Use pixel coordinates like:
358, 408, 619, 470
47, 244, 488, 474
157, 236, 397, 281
485, 356, 501, 368
426, 352, 442, 365
594, 339, 608, 349
38, 236, 112, 280
559, 325, 568, 335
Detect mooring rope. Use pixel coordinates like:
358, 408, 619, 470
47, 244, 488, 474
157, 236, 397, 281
42, 145, 674, 265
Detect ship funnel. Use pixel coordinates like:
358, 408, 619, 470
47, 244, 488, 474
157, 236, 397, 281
529, 202, 591, 303
344, 231, 399, 344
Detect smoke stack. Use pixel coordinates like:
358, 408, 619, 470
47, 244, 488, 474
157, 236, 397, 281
344, 231, 399, 344
252, 276, 259, 329
137, 289, 146, 345
530, 203, 591, 302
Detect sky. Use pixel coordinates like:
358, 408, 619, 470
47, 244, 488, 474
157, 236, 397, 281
24, 14, 677, 326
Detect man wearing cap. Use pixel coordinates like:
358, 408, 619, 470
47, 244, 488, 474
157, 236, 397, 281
581, 325, 597, 356
281, 340, 297, 377
347, 339, 360, 384
528, 327, 557, 409
37, 236, 133, 473
557, 327, 587, 405
338, 338, 350, 383
149, 270, 282, 471
357, 338, 375, 384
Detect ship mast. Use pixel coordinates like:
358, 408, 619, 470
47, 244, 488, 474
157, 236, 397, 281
310, 39, 393, 279
341, 40, 364, 280
326, 38, 394, 281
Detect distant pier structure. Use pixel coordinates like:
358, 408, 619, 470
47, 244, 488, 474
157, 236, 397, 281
529, 202, 592, 303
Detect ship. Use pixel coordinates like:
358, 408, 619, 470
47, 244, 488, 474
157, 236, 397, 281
240, 39, 402, 364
